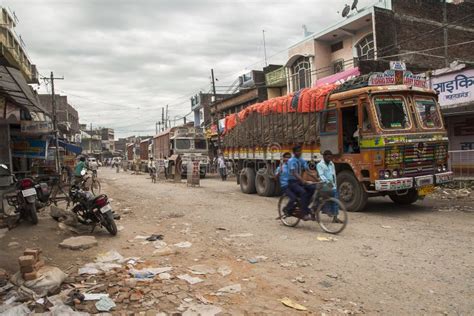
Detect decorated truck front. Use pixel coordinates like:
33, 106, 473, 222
221, 70, 453, 211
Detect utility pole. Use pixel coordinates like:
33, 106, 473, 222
443, 0, 449, 67
165, 104, 169, 129
211, 68, 220, 154
155, 122, 158, 135
50, 71, 64, 174
161, 107, 165, 130
89, 122, 92, 154
262, 30, 268, 67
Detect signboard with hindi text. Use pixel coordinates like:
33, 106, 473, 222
431, 68, 474, 107
368, 70, 427, 88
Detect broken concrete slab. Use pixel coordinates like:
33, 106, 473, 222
59, 236, 98, 250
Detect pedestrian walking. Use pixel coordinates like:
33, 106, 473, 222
218, 154, 227, 181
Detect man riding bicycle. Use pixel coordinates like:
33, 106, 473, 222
285, 145, 317, 221
316, 150, 343, 222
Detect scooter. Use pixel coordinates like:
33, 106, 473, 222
1, 164, 39, 225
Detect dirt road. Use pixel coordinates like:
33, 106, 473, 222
1, 167, 473, 314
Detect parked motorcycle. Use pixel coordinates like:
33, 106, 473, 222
1, 164, 39, 225
67, 184, 117, 236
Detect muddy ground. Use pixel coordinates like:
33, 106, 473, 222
1, 167, 473, 315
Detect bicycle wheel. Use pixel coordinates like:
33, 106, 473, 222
91, 179, 101, 195
316, 197, 348, 234
278, 194, 300, 227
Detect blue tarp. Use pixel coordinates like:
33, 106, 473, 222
57, 139, 82, 155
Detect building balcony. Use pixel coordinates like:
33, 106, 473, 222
265, 67, 287, 88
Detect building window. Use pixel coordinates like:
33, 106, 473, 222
291, 56, 311, 91
333, 59, 345, 74
355, 33, 374, 60
331, 41, 343, 52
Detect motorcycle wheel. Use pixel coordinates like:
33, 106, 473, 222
27, 203, 38, 225
102, 212, 117, 236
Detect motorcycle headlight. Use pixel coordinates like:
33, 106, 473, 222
384, 170, 391, 179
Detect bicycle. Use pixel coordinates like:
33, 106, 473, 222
44, 174, 72, 208
88, 170, 101, 195
277, 182, 348, 234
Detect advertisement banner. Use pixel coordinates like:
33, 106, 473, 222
20, 120, 53, 134
431, 69, 474, 107
11, 137, 48, 159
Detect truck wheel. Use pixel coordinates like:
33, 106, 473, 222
389, 189, 418, 205
240, 168, 256, 194
255, 172, 275, 197
337, 171, 367, 212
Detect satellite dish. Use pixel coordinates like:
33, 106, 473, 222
342, 4, 350, 18
351, 0, 359, 11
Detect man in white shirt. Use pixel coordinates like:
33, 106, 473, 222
217, 154, 227, 181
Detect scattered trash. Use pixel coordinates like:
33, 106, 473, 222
159, 272, 171, 280
58, 222, 81, 234
188, 264, 216, 275
229, 233, 253, 238
381, 225, 392, 229
178, 274, 203, 285
248, 255, 267, 264
83, 293, 109, 301
78, 262, 122, 275
174, 241, 192, 248
180, 302, 222, 316
326, 273, 339, 279
59, 236, 98, 250
216, 283, 241, 294
0, 304, 31, 316
96, 250, 124, 263
217, 266, 232, 277
216, 227, 228, 231
95, 296, 116, 312
130, 267, 172, 279
316, 236, 337, 242
117, 225, 125, 231
195, 293, 212, 304
281, 297, 308, 311
11, 266, 67, 297
153, 240, 168, 249
295, 276, 305, 283
248, 258, 258, 264
146, 234, 164, 241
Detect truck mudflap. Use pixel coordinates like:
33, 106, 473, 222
375, 172, 454, 192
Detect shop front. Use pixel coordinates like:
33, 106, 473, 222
431, 66, 474, 178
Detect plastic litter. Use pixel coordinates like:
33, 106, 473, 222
95, 250, 124, 263
83, 293, 109, 301
188, 264, 216, 275
129, 267, 172, 279
316, 236, 337, 242
177, 274, 203, 285
217, 266, 232, 277
174, 241, 192, 248
229, 233, 253, 238
153, 240, 168, 249
95, 296, 116, 311
281, 297, 308, 311
10, 266, 67, 297
146, 234, 164, 241
0, 304, 31, 316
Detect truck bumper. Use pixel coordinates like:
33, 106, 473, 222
375, 171, 454, 192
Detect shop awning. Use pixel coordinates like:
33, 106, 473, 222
314, 67, 360, 87
0, 66, 48, 114
57, 139, 82, 155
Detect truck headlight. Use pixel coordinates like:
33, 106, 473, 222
384, 170, 391, 179
437, 165, 443, 172
392, 170, 399, 178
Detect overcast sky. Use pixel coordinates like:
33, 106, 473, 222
6, 0, 376, 138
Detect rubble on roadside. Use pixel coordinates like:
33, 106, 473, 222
431, 185, 473, 200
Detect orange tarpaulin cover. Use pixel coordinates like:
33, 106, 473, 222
223, 84, 337, 133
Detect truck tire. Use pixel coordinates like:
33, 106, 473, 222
389, 189, 418, 205
255, 172, 275, 197
337, 170, 368, 212
240, 168, 256, 194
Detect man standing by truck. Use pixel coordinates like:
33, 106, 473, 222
317, 150, 342, 221
288, 146, 315, 220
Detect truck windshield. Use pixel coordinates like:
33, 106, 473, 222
195, 139, 207, 150
414, 97, 443, 129
373, 95, 411, 129
175, 139, 191, 150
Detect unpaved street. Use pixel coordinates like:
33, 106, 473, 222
1, 167, 473, 315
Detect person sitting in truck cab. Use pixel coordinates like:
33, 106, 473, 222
287, 145, 316, 221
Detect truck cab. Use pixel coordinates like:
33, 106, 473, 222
322, 74, 453, 211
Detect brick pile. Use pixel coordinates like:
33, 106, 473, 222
18, 248, 44, 281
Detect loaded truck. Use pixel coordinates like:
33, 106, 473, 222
152, 123, 209, 178
222, 70, 453, 212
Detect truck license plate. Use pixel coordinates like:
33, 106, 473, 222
418, 185, 434, 197
100, 204, 112, 214
22, 188, 36, 197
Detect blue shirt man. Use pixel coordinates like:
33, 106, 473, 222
275, 152, 292, 190
288, 156, 309, 182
